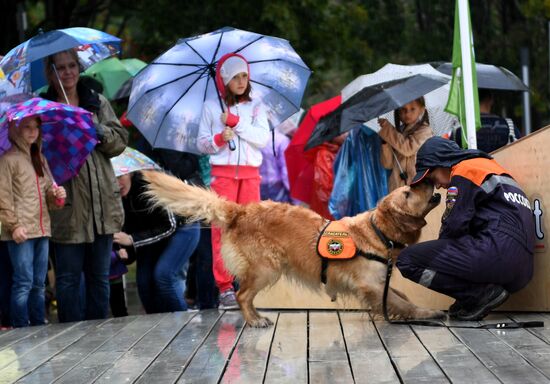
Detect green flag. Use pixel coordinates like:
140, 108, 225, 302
445, 0, 481, 148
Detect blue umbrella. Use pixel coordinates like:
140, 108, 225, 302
0, 27, 121, 92
127, 27, 311, 154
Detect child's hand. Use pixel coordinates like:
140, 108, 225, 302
378, 118, 394, 131
118, 248, 129, 260
12, 226, 28, 244
220, 112, 228, 125
222, 126, 235, 142
114, 232, 133, 246
54, 186, 66, 199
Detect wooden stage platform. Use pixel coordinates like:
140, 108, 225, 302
1, 309, 550, 383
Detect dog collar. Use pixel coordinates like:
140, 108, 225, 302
370, 216, 406, 250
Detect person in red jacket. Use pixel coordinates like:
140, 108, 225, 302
197, 53, 270, 309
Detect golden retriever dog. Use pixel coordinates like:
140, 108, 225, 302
142, 170, 444, 327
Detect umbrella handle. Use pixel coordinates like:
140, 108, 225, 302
52, 64, 70, 105
228, 139, 236, 151
52, 182, 65, 207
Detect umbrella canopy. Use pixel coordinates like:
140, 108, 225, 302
0, 27, 121, 92
0, 97, 98, 184
285, 96, 341, 203
110, 147, 161, 177
121, 58, 147, 76
83, 57, 147, 100
127, 26, 311, 154
434, 62, 528, 91
362, 83, 460, 137
112, 77, 133, 100
305, 63, 451, 150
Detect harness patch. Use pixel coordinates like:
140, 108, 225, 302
317, 221, 357, 260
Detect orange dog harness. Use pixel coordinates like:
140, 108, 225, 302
316, 218, 399, 284
317, 220, 357, 259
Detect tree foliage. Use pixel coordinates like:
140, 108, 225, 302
2, 0, 550, 130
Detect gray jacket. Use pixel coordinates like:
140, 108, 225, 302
44, 85, 128, 243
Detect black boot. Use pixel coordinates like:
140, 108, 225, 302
455, 285, 509, 321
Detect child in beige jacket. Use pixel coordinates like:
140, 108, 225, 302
378, 97, 433, 191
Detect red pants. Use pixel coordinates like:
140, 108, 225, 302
210, 175, 261, 293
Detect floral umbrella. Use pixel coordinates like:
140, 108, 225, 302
127, 26, 311, 154
110, 147, 161, 177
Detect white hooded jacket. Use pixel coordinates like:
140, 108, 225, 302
197, 99, 270, 168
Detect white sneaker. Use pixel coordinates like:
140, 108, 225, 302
218, 290, 239, 310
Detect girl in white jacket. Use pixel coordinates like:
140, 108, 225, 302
197, 53, 270, 309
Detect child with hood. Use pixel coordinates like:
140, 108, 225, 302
0, 116, 66, 327
378, 97, 433, 191
197, 53, 270, 309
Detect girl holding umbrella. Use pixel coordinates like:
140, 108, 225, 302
378, 97, 433, 191
0, 113, 66, 327
197, 53, 270, 309
41, 49, 128, 322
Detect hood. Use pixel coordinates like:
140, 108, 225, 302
41, 80, 101, 114
215, 53, 250, 99
411, 136, 492, 185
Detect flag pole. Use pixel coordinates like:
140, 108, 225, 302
458, 0, 477, 149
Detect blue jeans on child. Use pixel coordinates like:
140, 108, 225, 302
7, 237, 48, 327
54, 234, 112, 322
136, 223, 200, 313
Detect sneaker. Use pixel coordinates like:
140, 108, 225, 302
218, 290, 239, 310
455, 285, 510, 321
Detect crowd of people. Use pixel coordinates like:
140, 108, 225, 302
0, 45, 534, 329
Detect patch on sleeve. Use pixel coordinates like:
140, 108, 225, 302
442, 186, 459, 222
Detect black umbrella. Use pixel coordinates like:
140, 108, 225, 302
305, 74, 449, 150
435, 62, 528, 91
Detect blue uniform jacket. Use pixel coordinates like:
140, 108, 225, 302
440, 157, 535, 254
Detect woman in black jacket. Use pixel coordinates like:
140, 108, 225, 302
113, 171, 200, 313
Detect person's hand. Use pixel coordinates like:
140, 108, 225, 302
222, 126, 235, 142
378, 118, 394, 131
12, 226, 28, 244
118, 248, 129, 260
113, 232, 133, 246
220, 112, 228, 125
53, 186, 66, 199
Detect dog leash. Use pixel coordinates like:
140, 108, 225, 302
370, 218, 544, 330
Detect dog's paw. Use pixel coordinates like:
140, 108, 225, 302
416, 308, 446, 320
248, 316, 274, 328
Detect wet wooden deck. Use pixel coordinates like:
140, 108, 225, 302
0, 310, 549, 383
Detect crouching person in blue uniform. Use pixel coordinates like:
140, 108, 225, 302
397, 136, 535, 321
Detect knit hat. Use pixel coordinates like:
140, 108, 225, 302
220, 55, 248, 85
215, 53, 250, 98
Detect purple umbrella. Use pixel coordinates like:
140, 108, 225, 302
0, 97, 98, 184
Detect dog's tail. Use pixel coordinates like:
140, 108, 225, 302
141, 170, 238, 228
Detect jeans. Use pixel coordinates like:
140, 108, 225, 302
136, 223, 200, 313
54, 234, 112, 322
194, 228, 218, 309
0, 242, 12, 327
7, 237, 49, 327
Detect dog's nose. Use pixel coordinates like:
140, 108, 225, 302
430, 193, 441, 204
